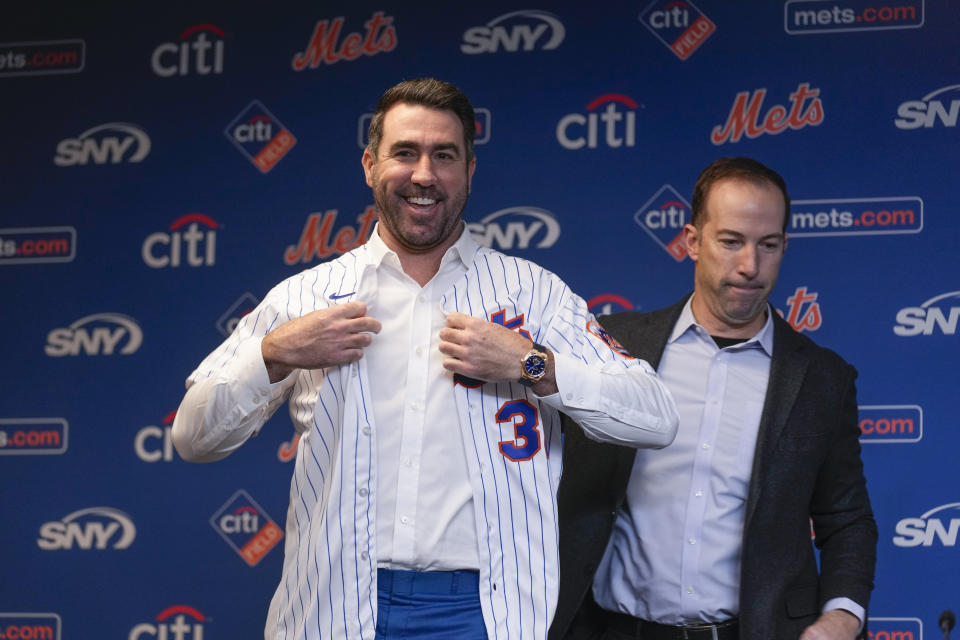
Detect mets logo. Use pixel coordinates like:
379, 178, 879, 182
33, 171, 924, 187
587, 320, 634, 359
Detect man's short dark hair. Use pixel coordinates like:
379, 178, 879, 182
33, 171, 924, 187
366, 78, 476, 162
691, 157, 791, 233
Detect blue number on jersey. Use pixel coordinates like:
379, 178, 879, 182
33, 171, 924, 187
497, 400, 541, 461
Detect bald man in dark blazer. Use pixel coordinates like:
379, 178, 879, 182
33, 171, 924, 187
551, 158, 876, 640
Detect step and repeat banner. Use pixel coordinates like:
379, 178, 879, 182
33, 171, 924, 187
2, 1, 958, 638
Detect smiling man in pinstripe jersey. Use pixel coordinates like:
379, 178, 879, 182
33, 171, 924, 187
172, 78, 679, 640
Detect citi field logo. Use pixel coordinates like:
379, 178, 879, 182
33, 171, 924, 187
0, 613, 62, 640
0, 226, 76, 265
151, 24, 224, 77
639, 0, 716, 60
895, 84, 960, 130
285, 206, 378, 264
894, 291, 960, 336
557, 94, 639, 150
711, 82, 824, 145
37, 507, 136, 550
225, 101, 297, 173
142, 214, 218, 268
466, 207, 561, 250
45, 313, 143, 357
0, 39, 84, 77
216, 292, 260, 337
129, 605, 208, 640
633, 185, 690, 261
588, 294, 635, 317
292, 11, 397, 70
894, 502, 960, 547
0, 418, 68, 455
461, 10, 565, 54
859, 405, 922, 444
135, 410, 178, 463
866, 617, 923, 640
210, 489, 283, 566
786, 0, 924, 34
358, 108, 492, 149
54, 123, 150, 166
776, 287, 822, 333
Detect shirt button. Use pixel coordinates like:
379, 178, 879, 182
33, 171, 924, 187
359, 488, 368, 497
360, 551, 369, 560
415, 346, 423, 356
362, 426, 371, 436
400, 516, 410, 525
404, 458, 414, 467
695, 490, 703, 497
252, 397, 260, 404
701, 443, 710, 450
687, 587, 694, 594
418, 295, 426, 303
689, 537, 696, 545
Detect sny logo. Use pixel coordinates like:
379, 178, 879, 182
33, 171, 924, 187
461, 10, 565, 54
142, 214, 218, 268
777, 287, 822, 332
894, 290, 960, 336
225, 101, 297, 173
292, 11, 396, 70
859, 405, 922, 444
633, 184, 691, 261
894, 502, 960, 547
638, 0, 716, 60
557, 94, 639, 150
54, 123, 150, 166
37, 507, 136, 550
711, 82, 823, 145
129, 605, 208, 640
151, 24, 224, 77
45, 312, 143, 357
135, 410, 178, 463
895, 83, 960, 130
285, 206, 378, 264
210, 489, 283, 566
0, 418, 68, 455
466, 207, 560, 250
216, 292, 261, 337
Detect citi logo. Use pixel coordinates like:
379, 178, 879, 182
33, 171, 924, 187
37, 507, 136, 550
151, 24, 224, 77
711, 82, 824, 145
639, 0, 716, 60
129, 605, 208, 640
895, 84, 960, 130
588, 294, 635, 317
466, 207, 561, 250
135, 410, 177, 463
557, 94, 638, 150
45, 313, 143, 357
216, 292, 260, 337
142, 214, 218, 269
633, 184, 691, 261
54, 122, 151, 166
894, 291, 960, 336
461, 10, 565, 54
894, 502, 960, 547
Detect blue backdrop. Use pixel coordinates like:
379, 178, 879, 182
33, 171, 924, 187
2, 1, 957, 638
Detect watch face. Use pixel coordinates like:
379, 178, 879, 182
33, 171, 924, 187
524, 354, 546, 377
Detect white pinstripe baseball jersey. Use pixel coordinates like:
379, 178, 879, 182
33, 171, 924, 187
173, 228, 678, 639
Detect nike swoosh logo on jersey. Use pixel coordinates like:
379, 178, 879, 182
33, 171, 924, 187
329, 292, 356, 300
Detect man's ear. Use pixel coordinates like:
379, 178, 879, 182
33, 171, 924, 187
682, 223, 700, 262
361, 148, 375, 187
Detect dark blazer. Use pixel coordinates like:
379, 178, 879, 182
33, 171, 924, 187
550, 296, 878, 640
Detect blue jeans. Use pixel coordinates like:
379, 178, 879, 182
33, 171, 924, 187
375, 568, 487, 639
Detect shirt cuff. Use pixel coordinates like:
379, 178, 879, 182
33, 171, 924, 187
823, 597, 865, 632
542, 351, 601, 410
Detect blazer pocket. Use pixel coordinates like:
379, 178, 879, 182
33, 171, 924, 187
784, 585, 819, 619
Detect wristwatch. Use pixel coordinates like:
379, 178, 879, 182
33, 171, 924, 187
518, 342, 548, 387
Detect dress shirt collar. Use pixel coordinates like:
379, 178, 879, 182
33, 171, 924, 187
364, 221, 478, 274
669, 295, 775, 356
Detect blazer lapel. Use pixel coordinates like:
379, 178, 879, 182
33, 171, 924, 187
744, 312, 810, 532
